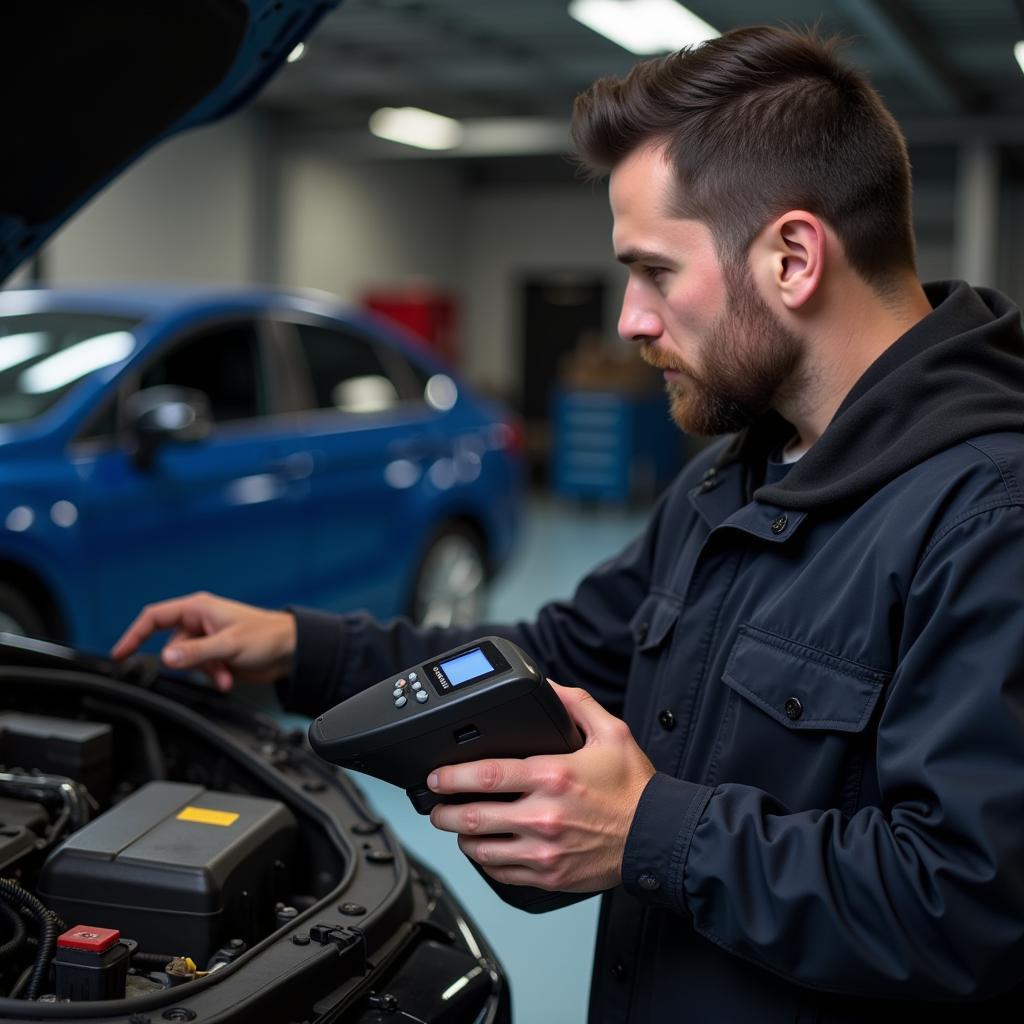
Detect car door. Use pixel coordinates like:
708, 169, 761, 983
74, 316, 302, 649
266, 315, 448, 618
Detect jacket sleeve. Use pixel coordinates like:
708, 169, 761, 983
276, 481, 676, 719
620, 503, 1024, 1000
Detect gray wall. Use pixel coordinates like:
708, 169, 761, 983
462, 182, 622, 391
20, 119, 1022, 399
45, 114, 265, 285
277, 144, 465, 299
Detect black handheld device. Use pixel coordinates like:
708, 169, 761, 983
308, 637, 590, 913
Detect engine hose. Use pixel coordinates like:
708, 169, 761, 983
0, 900, 26, 958
131, 952, 178, 967
28, 912, 60, 1001
0, 880, 65, 1001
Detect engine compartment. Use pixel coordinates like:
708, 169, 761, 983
0, 660, 374, 1009
0, 642, 507, 1024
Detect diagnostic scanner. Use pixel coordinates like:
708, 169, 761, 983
308, 637, 589, 913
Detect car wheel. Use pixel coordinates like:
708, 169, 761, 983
0, 584, 47, 637
410, 525, 488, 628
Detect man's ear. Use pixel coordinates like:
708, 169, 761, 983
755, 211, 825, 310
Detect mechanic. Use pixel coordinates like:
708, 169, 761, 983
112, 26, 1024, 1023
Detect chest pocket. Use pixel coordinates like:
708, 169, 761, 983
630, 592, 681, 652
716, 624, 890, 810
626, 593, 681, 729
722, 624, 888, 732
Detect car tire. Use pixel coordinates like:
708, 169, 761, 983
410, 524, 488, 628
0, 584, 47, 638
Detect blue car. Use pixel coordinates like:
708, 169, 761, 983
0, 285, 523, 651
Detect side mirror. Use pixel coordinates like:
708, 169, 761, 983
126, 386, 212, 470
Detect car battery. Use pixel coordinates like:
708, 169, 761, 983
39, 781, 295, 964
0, 712, 113, 803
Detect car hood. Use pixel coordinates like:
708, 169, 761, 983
0, 0, 341, 284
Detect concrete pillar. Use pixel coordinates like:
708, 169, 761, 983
954, 142, 999, 287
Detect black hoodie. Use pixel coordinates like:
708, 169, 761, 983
721, 280, 1024, 509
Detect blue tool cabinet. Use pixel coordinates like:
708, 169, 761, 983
551, 389, 683, 503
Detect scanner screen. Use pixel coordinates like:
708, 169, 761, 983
440, 648, 494, 686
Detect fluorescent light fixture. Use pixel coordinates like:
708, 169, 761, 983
0, 332, 47, 374
287, 41, 306, 63
1015, 40, 1024, 75
569, 0, 719, 54
369, 107, 464, 150
19, 331, 134, 394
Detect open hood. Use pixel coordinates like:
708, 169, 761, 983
0, 0, 340, 283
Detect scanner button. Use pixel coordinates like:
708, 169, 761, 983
392, 689, 403, 698
394, 696, 408, 708
411, 680, 422, 691
415, 690, 429, 703
409, 672, 418, 681
396, 678, 407, 688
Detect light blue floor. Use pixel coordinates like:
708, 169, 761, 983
264, 494, 650, 1023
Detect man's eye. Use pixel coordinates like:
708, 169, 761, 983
643, 266, 667, 282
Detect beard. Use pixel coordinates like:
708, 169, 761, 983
641, 264, 805, 436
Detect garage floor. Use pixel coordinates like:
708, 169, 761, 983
359, 495, 649, 1024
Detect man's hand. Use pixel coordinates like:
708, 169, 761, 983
428, 682, 655, 893
110, 592, 296, 692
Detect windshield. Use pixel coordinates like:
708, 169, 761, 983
0, 312, 141, 424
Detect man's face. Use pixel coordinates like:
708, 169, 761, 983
610, 145, 804, 435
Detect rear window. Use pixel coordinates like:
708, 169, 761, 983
0, 312, 140, 424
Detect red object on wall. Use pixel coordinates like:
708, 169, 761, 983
362, 286, 458, 364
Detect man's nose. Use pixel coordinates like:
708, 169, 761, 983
617, 280, 662, 343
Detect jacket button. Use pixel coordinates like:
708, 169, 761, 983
638, 872, 661, 891
771, 514, 789, 534
784, 696, 803, 720
610, 962, 626, 981
636, 622, 649, 644
658, 710, 676, 730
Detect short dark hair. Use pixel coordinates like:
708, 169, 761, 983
571, 26, 916, 288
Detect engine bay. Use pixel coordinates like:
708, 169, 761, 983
0, 668, 350, 1006
0, 638, 507, 1024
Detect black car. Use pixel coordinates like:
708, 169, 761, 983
0, 0, 511, 1019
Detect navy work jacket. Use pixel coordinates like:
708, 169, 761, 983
283, 282, 1024, 1022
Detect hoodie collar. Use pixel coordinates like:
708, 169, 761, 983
717, 281, 1024, 511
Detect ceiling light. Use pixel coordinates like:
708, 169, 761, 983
369, 107, 464, 150
1015, 40, 1024, 75
287, 42, 306, 63
569, 0, 719, 55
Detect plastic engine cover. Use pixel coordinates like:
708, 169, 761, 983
39, 781, 296, 964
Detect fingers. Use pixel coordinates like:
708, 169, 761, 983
547, 680, 615, 741
456, 835, 566, 891
163, 631, 240, 673
110, 595, 206, 660
427, 756, 542, 798
430, 798, 517, 837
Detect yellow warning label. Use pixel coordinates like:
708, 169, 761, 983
176, 806, 239, 827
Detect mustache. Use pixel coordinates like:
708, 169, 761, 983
640, 345, 692, 377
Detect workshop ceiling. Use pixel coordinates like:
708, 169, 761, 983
257, 0, 1024, 157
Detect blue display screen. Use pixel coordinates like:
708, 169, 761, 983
440, 648, 494, 687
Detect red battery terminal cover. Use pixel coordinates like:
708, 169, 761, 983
57, 926, 122, 954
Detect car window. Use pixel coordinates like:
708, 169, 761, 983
382, 345, 435, 402
0, 312, 140, 424
292, 323, 406, 414
139, 321, 264, 423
